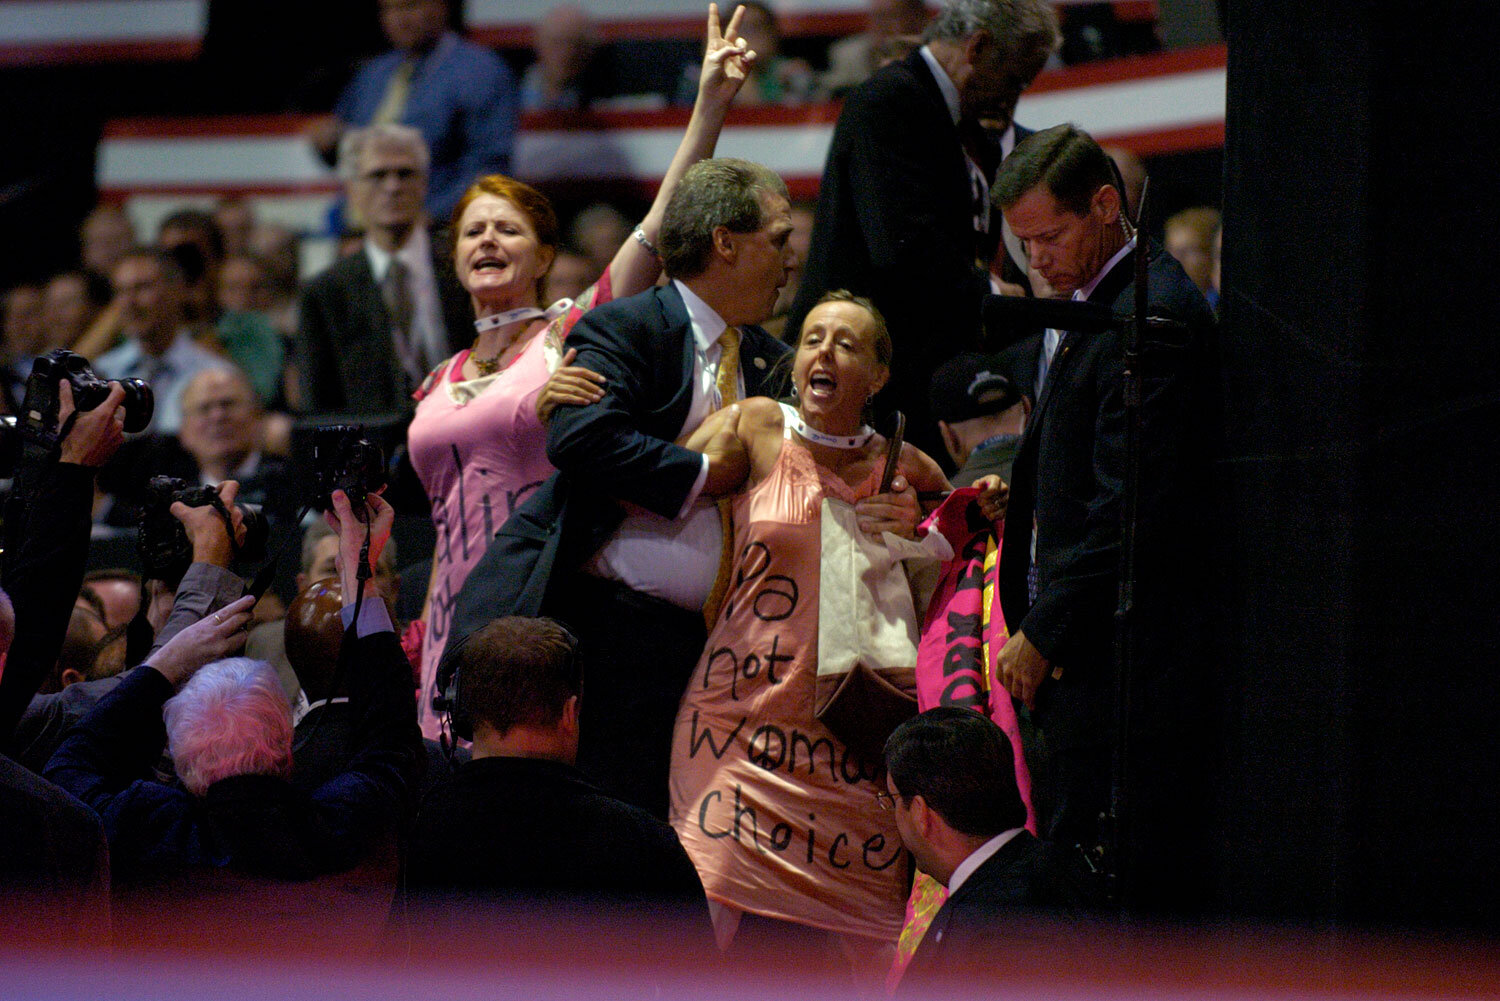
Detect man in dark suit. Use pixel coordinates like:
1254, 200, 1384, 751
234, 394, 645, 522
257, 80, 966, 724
297, 124, 471, 416
787, 0, 1059, 461
405, 616, 706, 916
97, 366, 299, 528
991, 125, 1217, 906
885, 707, 1086, 990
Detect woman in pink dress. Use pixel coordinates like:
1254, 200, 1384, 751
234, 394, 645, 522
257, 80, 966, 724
407, 5, 756, 738
669, 291, 994, 973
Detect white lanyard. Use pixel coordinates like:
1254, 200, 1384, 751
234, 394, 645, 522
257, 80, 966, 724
782, 403, 875, 449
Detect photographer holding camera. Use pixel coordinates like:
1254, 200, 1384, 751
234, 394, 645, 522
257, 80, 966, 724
0, 373, 124, 931
44, 486, 426, 886
1, 376, 129, 748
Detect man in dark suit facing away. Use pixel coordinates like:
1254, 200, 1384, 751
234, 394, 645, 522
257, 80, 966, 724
992, 124, 1217, 910
296, 124, 471, 417
405, 616, 706, 916
787, 0, 1060, 460
885, 707, 1087, 991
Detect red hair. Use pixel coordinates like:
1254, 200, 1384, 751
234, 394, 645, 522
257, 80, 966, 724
449, 175, 560, 299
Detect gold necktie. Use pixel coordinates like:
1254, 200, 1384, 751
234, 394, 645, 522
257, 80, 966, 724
713, 328, 740, 408
372, 58, 415, 125
702, 328, 741, 627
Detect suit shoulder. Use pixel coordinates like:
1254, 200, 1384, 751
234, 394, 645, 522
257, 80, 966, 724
742, 324, 791, 356
450, 35, 510, 75
303, 252, 370, 297
565, 287, 678, 346
846, 55, 926, 108
1142, 252, 1215, 327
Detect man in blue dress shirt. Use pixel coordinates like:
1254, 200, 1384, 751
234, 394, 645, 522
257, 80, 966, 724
309, 0, 518, 222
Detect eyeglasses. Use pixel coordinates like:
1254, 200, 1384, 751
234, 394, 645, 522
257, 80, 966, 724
360, 167, 420, 184
874, 789, 898, 811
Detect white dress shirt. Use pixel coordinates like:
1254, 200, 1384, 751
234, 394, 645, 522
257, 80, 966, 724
93, 329, 226, 435
947, 827, 1026, 896
196, 451, 261, 490
587, 280, 744, 611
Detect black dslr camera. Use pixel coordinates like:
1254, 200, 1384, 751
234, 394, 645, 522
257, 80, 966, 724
138, 476, 269, 586
310, 424, 386, 512
0, 349, 154, 475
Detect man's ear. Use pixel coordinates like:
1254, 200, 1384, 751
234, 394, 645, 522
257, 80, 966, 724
536, 244, 556, 279
910, 793, 936, 837
60, 668, 86, 689
712, 225, 737, 265
938, 419, 963, 466
562, 694, 581, 734
963, 29, 992, 68
1092, 184, 1122, 226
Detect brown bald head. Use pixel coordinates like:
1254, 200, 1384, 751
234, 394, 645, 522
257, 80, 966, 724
285, 578, 348, 703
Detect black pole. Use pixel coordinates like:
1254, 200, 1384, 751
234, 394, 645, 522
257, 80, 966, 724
1107, 176, 1151, 908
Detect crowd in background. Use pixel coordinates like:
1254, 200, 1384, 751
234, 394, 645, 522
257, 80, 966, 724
0, 0, 1223, 992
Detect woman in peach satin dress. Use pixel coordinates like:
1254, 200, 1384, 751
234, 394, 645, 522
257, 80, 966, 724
669, 291, 989, 971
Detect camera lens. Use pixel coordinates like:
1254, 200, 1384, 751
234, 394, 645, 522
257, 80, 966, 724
118, 380, 155, 434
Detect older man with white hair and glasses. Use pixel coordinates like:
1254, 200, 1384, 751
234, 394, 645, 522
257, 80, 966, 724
297, 124, 473, 416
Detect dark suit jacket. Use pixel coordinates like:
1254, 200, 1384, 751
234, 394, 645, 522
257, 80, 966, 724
296, 242, 472, 416
788, 48, 997, 457
439, 282, 790, 670
0, 755, 110, 933
998, 242, 1216, 748
405, 756, 705, 905
900, 830, 1087, 991
0, 460, 94, 746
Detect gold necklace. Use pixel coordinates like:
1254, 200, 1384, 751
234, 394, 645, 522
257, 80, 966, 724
471, 348, 504, 376
471, 304, 550, 377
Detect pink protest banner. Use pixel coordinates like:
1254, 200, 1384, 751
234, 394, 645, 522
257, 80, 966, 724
914, 486, 1035, 830
891, 488, 1038, 988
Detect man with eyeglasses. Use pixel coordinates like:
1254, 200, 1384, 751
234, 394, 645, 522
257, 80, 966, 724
297, 124, 472, 417
882, 707, 1087, 990
96, 368, 299, 534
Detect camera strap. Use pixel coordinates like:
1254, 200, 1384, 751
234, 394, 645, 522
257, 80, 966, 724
201, 492, 248, 561
245, 502, 315, 600
51, 411, 80, 456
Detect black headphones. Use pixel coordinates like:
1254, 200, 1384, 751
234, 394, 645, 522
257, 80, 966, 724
435, 618, 581, 748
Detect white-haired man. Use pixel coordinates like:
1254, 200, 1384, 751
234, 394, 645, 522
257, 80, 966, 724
46, 490, 424, 882
789, 0, 1060, 462
297, 124, 472, 415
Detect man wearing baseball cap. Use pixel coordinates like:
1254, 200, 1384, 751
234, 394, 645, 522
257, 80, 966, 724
929, 348, 1031, 487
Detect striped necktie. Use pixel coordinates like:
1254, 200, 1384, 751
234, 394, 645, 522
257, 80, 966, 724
382, 258, 422, 386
